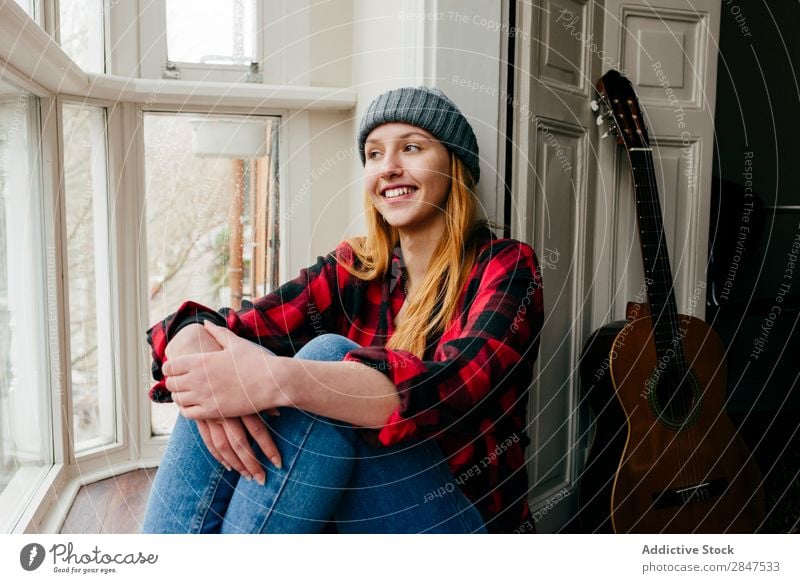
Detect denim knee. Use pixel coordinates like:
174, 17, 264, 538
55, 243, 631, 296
294, 333, 360, 362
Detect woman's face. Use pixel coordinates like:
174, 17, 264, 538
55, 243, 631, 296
363, 122, 451, 233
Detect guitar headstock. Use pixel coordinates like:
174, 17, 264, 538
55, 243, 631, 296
591, 69, 651, 151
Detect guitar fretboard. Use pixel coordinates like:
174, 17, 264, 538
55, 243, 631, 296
628, 149, 688, 372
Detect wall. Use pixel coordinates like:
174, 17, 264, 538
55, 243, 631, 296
307, 0, 355, 255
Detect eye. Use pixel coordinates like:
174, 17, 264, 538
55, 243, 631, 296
404, 143, 421, 152
367, 150, 382, 160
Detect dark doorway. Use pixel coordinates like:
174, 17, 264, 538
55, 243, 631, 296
708, 1, 800, 533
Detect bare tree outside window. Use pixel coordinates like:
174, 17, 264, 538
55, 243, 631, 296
59, 0, 105, 73
63, 103, 114, 452
144, 113, 280, 436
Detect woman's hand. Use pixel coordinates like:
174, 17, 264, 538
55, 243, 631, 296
165, 322, 218, 362
163, 323, 282, 479
195, 414, 282, 485
163, 321, 290, 419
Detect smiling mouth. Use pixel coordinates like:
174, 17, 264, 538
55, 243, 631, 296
382, 186, 418, 199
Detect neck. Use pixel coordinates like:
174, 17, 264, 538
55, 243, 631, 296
397, 217, 446, 289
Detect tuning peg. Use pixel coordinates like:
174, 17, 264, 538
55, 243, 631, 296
601, 126, 618, 139
590, 99, 600, 112
596, 114, 606, 126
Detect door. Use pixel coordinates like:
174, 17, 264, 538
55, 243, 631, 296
508, 0, 721, 532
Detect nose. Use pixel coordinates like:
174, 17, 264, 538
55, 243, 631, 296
379, 149, 404, 179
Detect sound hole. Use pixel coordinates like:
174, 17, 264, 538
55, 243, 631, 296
647, 368, 702, 430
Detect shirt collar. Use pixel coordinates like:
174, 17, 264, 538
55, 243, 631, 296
387, 222, 495, 293
389, 245, 405, 293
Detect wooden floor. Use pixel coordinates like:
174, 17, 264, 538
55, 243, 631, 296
60, 468, 156, 534
61, 452, 798, 533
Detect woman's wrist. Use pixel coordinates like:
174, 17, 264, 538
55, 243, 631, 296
268, 355, 304, 410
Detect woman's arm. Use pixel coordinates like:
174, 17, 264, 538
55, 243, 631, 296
280, 358, 401, 428
148, 241, 353, 403
164, 321, 399, 428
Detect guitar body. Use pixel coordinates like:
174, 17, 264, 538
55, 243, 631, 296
580, 314, 764, 532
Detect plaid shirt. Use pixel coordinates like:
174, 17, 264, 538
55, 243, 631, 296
146, 223, 544, 533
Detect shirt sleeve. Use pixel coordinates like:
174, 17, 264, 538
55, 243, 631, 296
145, 241, 353, 403
343, 241, 543, 447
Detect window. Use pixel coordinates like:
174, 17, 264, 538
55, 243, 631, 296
166, 0, 257, 66
143, 112, 280, 435
0, 81, 52, 531
62, 102, 115, 453
59, 0, 105, 73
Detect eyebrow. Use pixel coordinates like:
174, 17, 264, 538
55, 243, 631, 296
364, 132, 431, 146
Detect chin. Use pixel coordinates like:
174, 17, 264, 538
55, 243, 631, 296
375, 207, 407, 225
380, 212, 438, 232
379, 215, 411, 229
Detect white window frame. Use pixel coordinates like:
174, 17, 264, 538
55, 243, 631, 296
57, 95, 124, 460
130, 0, 311, 85
132, 102, 300, 463
0, 89, 56, 533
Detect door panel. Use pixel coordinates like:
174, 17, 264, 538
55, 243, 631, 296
531, 119, 585, 490
604, 0, 719, 319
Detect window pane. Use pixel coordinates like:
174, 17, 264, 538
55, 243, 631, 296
144, 113, 279, 435
62, 103, 115, 453
59, 0, 105, 73
166, 0, 257, 65
0, 81, 52, 530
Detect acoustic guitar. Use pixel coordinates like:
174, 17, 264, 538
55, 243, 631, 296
576, 70, 764, 533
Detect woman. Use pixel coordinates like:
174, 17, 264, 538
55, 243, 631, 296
142, 86, 544, 534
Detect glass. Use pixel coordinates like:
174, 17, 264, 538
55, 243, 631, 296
166, 0, 257, 65
59, 0, 105, 73
0, 80, 52, 531
62, 103, 115, 453
144, 112, 280, 435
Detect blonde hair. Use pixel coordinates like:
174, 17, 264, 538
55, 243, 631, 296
338, 154, 496, 358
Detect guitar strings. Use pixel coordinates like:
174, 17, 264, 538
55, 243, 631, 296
633, 146, 685, 493
637, 127, 701, 491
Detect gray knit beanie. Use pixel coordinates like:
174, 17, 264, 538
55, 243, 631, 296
357, 86, 480, 184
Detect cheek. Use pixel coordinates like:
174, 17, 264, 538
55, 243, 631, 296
421, 161, 451, 200
431, 152, 451, 182
364, 168, 380, 193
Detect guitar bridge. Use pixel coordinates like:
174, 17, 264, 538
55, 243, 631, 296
652, 478, 728, 509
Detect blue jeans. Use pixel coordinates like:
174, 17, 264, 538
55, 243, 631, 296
141, 334, 487, 533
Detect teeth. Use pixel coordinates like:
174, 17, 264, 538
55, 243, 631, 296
384, 186, 416, 198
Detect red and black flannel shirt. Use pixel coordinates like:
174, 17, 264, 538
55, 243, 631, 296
146, 222, 544, 533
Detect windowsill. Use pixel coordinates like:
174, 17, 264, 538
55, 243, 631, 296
84, 74, 357, 110
12, 458, 162, 534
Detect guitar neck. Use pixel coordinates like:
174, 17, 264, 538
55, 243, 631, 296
628, 149, 686, 364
